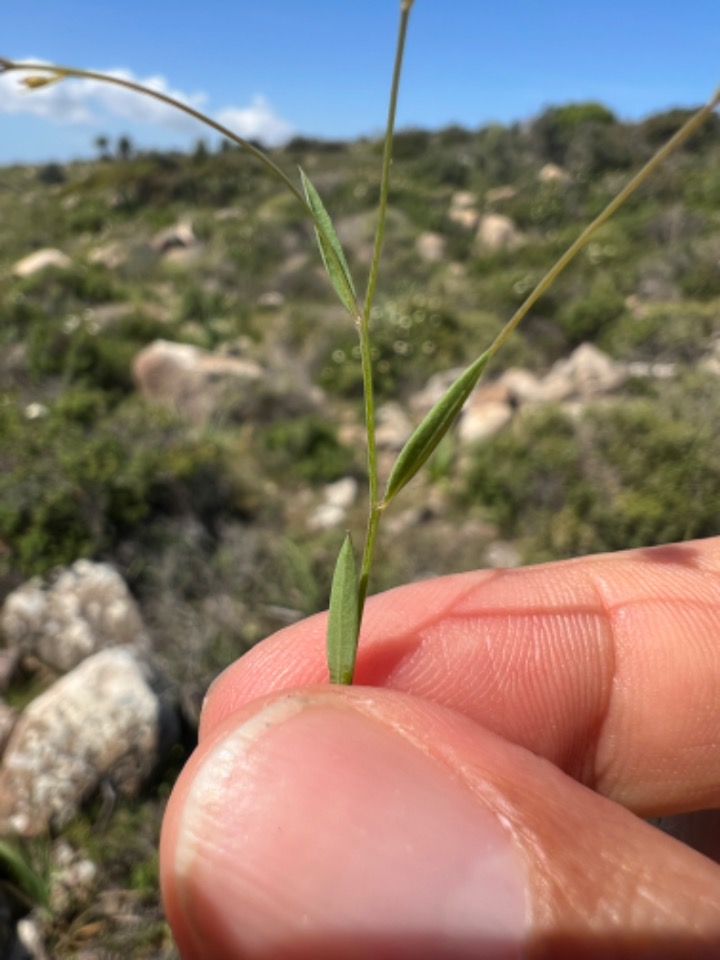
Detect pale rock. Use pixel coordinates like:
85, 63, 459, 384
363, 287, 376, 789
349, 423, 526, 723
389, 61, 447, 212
458, 398, 513, 444
308, 477, 358, 531
12, 248, 72, 279
484, 541, 521, 568
214, 206, 245, 221
324, 476, 358, 511
476, 213, 523, 252
0, 703, 17, 755
49, 839, 98, 915
497, 367, 544, 404
627, 361, 676, 379
16, 916, 49, 960
539, 343, 626, 401
150, 220, 196, 254
538, 163, 571, 184
484, 185, 518, 204
448, 191, 479, 229
450, 191, 477, 209
410, 367, 465, 415
82, 301, 137, 331
700, 355, 720, 376
88, 242, 127, 270
1, 560, 149, 673
0, 647, 173, 835
23, 402, 49, 420
257, 290, 286, 308
415, 231, 446, 263
448, 207, 478, 229
132, 339, 263, 425
375, 401, 414, 450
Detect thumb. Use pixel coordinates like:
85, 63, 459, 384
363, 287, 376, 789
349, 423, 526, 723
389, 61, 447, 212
161, 688, 720, 960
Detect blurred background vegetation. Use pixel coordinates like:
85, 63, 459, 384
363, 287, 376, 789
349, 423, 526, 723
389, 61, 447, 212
1, 100, 720, 954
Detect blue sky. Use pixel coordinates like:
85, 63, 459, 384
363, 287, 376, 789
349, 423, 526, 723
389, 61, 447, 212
1, 1, 718, 165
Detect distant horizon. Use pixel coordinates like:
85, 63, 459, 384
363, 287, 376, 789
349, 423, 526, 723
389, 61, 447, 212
2, 0, 718, 166
0, 95, 707, 172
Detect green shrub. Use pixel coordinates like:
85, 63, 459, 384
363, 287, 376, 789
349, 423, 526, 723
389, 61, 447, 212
531, 102, 617, 168
602, 301, 718, 362
260, 415, 354, 484
0, 397, 255, 576
319, 298, 469, 401
557, 273, 628, 345
27, 311, 169, 392
458, 377, 720, 561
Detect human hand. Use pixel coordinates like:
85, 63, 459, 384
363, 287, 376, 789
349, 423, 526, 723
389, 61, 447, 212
160, 538, 720, 958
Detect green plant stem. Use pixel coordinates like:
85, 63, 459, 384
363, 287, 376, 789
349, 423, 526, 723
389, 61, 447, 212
486, 87, 720, 361
356, 1, 414, 623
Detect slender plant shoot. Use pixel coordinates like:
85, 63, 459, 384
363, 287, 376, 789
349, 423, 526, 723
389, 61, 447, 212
2, 9, 718, 688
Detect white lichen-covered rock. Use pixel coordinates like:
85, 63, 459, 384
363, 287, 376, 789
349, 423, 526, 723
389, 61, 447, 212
12, 248, 72, 278
1, 560, 149, 673
0, 647, 173, 835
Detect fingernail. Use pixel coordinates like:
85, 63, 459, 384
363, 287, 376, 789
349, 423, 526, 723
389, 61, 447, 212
174, 695, 526, 958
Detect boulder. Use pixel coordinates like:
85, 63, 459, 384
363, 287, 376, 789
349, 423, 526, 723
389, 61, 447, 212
149, 220, 196, 254
12, 248, 72, 279
538, 163, 571, 184
475, 213, 523, 252
309, 477, 358, 531
88, 241, 128, 270
415, 231, 446, 263
459, 400, 513, 444
1, 560, 149, 673
448, 191, 479, 229
375, 401, 414, 450
0, 647, 174, 835
538, 343, 626, 402
484, 185, 518, 204
133, 339, 263, 425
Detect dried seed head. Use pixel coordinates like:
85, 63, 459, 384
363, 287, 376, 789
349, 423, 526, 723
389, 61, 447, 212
21, 74, 61, 90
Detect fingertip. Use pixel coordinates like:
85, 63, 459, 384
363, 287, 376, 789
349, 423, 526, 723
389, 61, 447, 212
163, 690, 526, 960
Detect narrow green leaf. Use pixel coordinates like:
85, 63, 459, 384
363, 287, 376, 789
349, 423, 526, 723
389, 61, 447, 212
326, 533, 359, 685
0, 839, 48, 909
300, 168, 357, 315
383, 351, 491, 504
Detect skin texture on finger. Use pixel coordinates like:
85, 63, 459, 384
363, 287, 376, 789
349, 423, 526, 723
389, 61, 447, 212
162, 687, 720, 960
200, 538, 720, 816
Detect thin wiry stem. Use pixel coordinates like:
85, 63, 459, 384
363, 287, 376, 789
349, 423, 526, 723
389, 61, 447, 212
487, 87, 720, 361
355, 2, 414, 626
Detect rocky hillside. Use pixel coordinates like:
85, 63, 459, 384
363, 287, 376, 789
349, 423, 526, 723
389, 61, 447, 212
1, 102, 720, 955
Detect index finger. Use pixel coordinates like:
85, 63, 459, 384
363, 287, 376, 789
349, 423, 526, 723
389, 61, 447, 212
200, 537, 720, 816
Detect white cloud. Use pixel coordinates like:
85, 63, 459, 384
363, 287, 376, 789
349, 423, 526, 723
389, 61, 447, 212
0, 60, 293, 145
216, 96, 294, 145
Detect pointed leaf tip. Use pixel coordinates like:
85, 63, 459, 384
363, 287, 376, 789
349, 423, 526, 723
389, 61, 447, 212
300, 168, 357, 316
383, 351, 491, 504
326, 533, 359, 685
